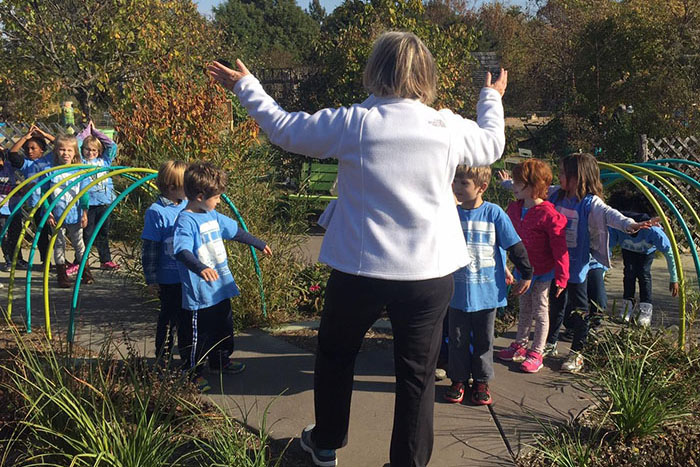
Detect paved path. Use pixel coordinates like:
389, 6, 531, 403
2, 241, 695, 466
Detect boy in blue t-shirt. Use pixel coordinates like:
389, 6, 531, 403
173, 162, 272, 385
141, 160, 189, 365
445, 166, 532, 406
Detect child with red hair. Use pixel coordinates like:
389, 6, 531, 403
497, 159, 569, 373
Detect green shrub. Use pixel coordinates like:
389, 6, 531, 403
586, 329, 692, 441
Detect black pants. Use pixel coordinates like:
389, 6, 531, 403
155, 283, 187, 362
0, 213, 25, 264
33, 209, 51, 263
547, 279, 589, 352
622, 250, 654, 303
83, 204, 112, 263
312, 269, 453, 467
179, 299, 235, 375
447, 307, 496, 383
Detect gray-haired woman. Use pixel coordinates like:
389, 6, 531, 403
208, 31, 507, 467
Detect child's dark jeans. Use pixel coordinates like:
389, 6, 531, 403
155, 283, 187, 363
179, 299, 234, 375
547, 280, 589, 352
447, 307, 496, 383
622, 249, 655, 303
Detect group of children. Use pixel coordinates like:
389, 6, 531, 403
1, 123, 120, 287
141, 160, 271, 391
443, 152, 677, 406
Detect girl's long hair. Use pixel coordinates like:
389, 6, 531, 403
559, 153, 604, 201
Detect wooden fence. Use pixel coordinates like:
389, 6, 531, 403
0, 122, 80, 150
639, 134, 700, 251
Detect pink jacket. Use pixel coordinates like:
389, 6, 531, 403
506, 200, 569, 289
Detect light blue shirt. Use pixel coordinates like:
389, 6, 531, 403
20, 154, 54, 208
549, 190, 594, 284
141, 197, 187, 284
450, 202, 521, 312
173, 210, 241, 310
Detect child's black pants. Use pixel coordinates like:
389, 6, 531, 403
179, 299, 234, 375
622, 250, 655, 303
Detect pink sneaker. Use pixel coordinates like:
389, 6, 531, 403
496, 342, 527, 362
101, 261, 120, 270
65, 263, 79, 275
520, 350, 544, 373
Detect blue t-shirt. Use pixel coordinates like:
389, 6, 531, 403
173, 210, 241, 310
549, 190, 594, 284
609, 225, 671, 255
450, 202, 521, 312
42, 167, 90, 225
82, 157, 116, 206
141, 197, 187, 284
20, 154, 54, 208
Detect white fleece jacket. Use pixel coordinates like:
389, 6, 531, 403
234, 75, 506, 280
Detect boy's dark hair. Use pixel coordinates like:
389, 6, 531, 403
23, 136, 48, 153
607, 185, 654, 217
184, 161, 227, 200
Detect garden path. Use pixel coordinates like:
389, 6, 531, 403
1, 240, 695, 466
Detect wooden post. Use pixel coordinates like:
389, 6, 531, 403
637, 134, 649, 162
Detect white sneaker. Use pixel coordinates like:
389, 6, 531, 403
561, 351, 584, 373
637, 302, 653, 327
435, 368, 447, 381
620, 299, 635, 322
543, 343, 558, 358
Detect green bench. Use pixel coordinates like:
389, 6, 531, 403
287, 161, 338, 203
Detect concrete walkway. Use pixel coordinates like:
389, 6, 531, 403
2, 241, 695, 466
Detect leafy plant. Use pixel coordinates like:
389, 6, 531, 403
292, 263, 331, 317
530, 417, 607, 467
587, 329, 692, 441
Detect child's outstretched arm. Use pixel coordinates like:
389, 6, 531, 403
653, 228, 680, 297
507, 241, 532, 295
232, 229, 272, 256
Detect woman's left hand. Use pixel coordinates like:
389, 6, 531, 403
81, 212, 88, 228
207, 59, 251, 91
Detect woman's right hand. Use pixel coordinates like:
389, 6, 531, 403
485, 68, 508, 97
207, 59, 251, 91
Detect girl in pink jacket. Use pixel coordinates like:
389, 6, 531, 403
497, 159, 569, 373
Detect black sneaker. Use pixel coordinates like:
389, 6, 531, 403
300, 424, 337, 467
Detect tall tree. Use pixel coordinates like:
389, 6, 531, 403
301, 0, 479, 115
0, 0, 220, 119
308, 0, 327, 25
214, 0, 320, 68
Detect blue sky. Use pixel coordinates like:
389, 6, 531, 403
195, 0, 530, 17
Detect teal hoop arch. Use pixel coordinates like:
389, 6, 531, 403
25, 167, 112, 329
600, 173, 700, 285
600, 163, 700, 285
598, 162, 687, 347
1, 164, 266, 343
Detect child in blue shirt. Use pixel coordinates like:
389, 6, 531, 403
7, 125, 55, 267
173, 161, 271, 387
141, 160, 189, 365
608, 189, 679, 327
77, 121, 119, 271
444, 166, 532, 406
41, 135, 94, 287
